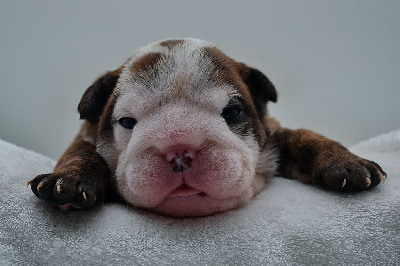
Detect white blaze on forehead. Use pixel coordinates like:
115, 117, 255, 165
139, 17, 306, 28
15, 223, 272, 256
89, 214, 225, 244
118, 38, 215, 90
113, 38, 241, 121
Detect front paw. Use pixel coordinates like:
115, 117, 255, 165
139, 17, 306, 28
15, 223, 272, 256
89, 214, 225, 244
28, 173, 101, 210
314, 154, 387, 191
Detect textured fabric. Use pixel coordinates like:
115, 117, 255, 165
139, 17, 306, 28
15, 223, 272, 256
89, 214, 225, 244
1, 131, 399, 265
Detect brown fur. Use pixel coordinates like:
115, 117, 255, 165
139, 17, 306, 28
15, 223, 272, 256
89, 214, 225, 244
129, 52, 162, 74
78, 68, 122, 123
29, 121, 114, 207
272, 128, 385, 189
202, 47, 274, 148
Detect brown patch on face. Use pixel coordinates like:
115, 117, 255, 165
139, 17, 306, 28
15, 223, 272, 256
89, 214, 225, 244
202, 47, 259, 111
129, 52, 162, 74
203, 47, 267, 148
159, 39, 185, 48
202, 47, 239, 85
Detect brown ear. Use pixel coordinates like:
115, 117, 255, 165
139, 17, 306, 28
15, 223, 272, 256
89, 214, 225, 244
240, 64, 277, 118
78, 68, 122, 123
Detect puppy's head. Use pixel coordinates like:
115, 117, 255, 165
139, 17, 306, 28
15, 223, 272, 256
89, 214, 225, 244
79, 39, 278, 217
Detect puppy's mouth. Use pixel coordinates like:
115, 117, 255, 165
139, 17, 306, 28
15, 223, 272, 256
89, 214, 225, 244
168, 184, 206, 198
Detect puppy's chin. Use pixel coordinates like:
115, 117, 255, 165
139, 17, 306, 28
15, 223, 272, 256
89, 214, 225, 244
148, 181, 262, 218
150, 195, 243, 218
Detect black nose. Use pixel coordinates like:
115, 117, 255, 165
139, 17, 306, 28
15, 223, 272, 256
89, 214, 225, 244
169, 151, 193, 173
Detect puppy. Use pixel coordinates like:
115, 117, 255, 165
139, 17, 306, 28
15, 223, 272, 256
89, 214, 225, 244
29, 39, 387, 217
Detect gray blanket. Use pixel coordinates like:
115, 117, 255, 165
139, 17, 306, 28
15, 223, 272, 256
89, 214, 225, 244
1, 130, 399, 265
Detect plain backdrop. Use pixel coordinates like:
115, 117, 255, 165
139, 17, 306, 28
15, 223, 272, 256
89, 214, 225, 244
1, 0, 399, 160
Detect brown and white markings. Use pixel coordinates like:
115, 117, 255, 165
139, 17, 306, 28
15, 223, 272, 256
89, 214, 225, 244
29, 39, 386, 217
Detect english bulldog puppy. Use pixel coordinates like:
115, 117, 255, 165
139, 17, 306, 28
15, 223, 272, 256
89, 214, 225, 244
29, 39, 387, 217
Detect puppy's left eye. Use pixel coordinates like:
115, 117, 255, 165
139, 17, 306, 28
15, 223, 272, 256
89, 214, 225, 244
118, 117, 137, 129
222, 106, 242, 120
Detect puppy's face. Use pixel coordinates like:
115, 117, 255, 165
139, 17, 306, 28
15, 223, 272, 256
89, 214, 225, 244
82, 39, 277, 217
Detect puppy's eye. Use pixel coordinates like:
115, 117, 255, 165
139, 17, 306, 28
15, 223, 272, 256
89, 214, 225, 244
118, 117, 137, 129
222, 106, 242, 120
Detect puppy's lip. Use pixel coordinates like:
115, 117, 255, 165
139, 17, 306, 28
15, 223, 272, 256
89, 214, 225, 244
168, 184, 204, 198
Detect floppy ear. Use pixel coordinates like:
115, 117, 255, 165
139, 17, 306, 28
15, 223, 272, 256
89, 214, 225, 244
78, 68, 122, 123
240, 64, 277, 118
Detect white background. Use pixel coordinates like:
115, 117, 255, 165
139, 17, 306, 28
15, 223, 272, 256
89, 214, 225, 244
1, 0, 399, 160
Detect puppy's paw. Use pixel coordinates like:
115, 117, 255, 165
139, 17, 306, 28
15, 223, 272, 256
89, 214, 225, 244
313, 155, 387, 191
28, 173, 101, 210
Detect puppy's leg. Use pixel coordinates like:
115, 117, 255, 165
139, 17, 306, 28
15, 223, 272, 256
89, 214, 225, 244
28, 122, 111, 210
272, 128, 387, 190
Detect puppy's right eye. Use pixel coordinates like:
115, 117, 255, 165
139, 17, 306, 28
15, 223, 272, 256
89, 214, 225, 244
118, 117, 137, 129
222, 106, 242, 120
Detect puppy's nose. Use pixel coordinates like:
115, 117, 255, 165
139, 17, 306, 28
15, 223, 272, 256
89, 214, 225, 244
165, 149, 196, 173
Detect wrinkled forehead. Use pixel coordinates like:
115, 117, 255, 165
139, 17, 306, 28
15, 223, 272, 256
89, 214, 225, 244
114, 39, 245, 108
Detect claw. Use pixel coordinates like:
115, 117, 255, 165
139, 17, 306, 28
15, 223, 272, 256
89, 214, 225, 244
366, 177, 371, 188
82, 191, 87, 201
379, 172, 387, 183
342, 179, 347, 187
37, 182, 45, 191
56, 185, 62, 193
